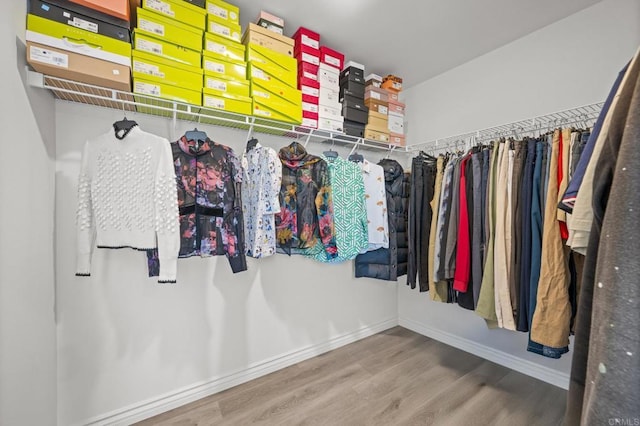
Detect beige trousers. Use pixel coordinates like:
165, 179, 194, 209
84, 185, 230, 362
531, 130, 571, 348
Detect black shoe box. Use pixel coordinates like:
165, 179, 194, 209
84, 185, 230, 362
342, 105, 369, 124
30, 0, 131, 31
340, 66, 364, 81
343, 120, 366, 137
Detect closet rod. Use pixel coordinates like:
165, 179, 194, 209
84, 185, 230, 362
407, 101, 604, 152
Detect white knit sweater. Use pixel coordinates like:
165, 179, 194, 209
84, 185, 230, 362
76, 127, 180, 282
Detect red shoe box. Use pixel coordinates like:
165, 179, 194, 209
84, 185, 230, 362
294, 43, 320, 66
319, 46, 343, 70
298, 61, 319, 82
293, 26, 320, 50
303, 109, 319, 121
299, 76, 320, 104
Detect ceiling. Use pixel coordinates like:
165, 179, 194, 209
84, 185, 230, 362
234, 0, 601, 88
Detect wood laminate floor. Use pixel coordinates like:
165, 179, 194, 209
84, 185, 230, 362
136, 327, 567, 426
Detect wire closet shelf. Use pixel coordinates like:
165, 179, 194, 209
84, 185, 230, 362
28, 71, 399, 154
409, 101, 604, 154
29, 71, 603, 157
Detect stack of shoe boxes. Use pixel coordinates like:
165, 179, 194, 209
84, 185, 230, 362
383, 75, 405, 146
244, 18, 301, 123
129, 0, 205, 105
293, 27, 320, 128
26, 0, 132, 92
317, 46, 344, 132
363, 73, 390, 143
340, 61, 367, 137
202, 0, 253, 114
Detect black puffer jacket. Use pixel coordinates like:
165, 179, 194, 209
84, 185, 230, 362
355, 159, 410, 281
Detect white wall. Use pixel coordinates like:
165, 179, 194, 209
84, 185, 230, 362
399, 0, 640, 387
0, 3, 58, 426
55, 101, 399, 425
403, 0, 640, 144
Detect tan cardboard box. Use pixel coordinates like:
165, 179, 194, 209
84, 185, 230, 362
27, 41, 131, 91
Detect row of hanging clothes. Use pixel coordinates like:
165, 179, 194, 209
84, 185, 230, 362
407, 124, 595, 359
75, 118, 408, 282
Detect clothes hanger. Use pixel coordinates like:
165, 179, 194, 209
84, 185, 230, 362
113, 101, 137, 140
323, 139, 339, 159
184, 114, 207, 144
246, 137, 259, 152
348, 143, 364, 163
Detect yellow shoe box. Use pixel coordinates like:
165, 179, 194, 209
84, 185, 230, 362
248, 62, 296, 89
202, 88, 252, 115
364, 127, 390, 143
206, 0, 239, 24
142, 0, 206, 29
251, 79, 302, 109
134, 77, 202, 105
246, 43, 297, 74
132, 50, 203, 92
27, 14, 131, 58
203, 32, 245, 63
137, 8, 203, 52
207, 14, 242, 43
242, 22, 294, 57
253, 96, 302, 124
204, 73, 250, 97
134, 31, 201, 68
202, 52, 246, 81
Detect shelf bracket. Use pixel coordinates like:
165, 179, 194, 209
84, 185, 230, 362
26, 69, 44, 88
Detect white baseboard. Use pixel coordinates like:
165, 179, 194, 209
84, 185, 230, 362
82, 317, 398, 426
399, 317, 570, 390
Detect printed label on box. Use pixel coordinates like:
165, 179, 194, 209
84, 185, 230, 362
253, 90, 270, 99
30, 46, 68, 68
69, 17, 98, 33
208, 4, 228, 20
321, 105, 340, 116
324, 54, 340, 67
251, 68, 267, 80
146, 0, 174, 17
206, 78, 227, 92
370, 91, 381, 100
302, 118, 318, 128
320, 72, 338, 86
302, 71, 318, 81
206, 40, 227, 55
135, 81, 161, 96
301, 34, 319, 49
301, 86, 319, 97
205, 60, 225, 74
210, 22, 231, 38
133, 60, 165, 78
380, 105, 388, 115
138, 38, 163, 55
322, 90, 339, 103
303, 102, 318, 113
205, 96, 225, 109
301, 52, 319, 65
139, 18, 165, 37
254, 109, 271, 117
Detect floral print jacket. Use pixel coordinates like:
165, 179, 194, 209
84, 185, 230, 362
276, 142, 338, 259
149, 136, 247, 273
241, 142, 282, 258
